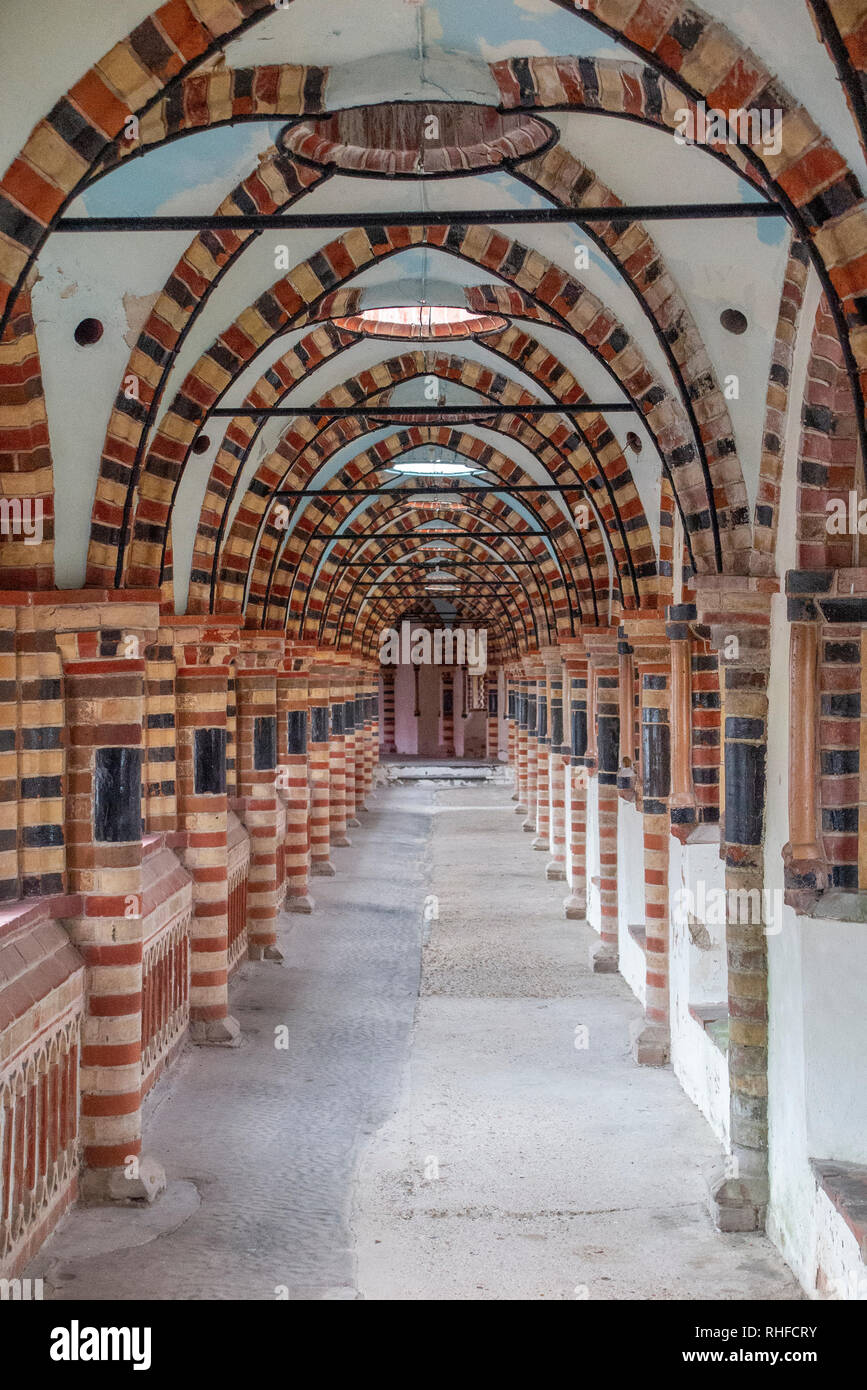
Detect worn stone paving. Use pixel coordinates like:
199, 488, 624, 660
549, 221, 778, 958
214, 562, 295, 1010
30, 784, 429, 1301
29, 778, 802, 1301
352, 780, 804, 1301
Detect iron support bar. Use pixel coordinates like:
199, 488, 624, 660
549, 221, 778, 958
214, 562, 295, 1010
55, 203, 782, 233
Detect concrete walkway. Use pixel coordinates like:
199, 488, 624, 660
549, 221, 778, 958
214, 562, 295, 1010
30, 778, 802, 1301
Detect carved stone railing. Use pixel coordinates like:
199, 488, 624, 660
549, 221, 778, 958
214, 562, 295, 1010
227, 812, 251, 977
0, 902, 85, 1276
140, 842, 193, 1096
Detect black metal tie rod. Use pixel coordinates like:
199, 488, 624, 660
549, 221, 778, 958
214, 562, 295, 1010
305, 528, 546, 539
55, 203, 782, 233
274, 485, 586, 499
208, 403, 635, 418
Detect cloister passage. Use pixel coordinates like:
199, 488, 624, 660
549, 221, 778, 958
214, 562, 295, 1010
1, 0, 867, 1305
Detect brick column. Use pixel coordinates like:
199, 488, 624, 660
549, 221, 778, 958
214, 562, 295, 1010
563, 652, 589, 920
277, 667, 313, 914
308, 673, 334, 876
354, 686, 369, 813
696, 577, 776, 1233
623, 613, 673, 1067
515, 678, 529, 816
522, 676, 538, 833
506, 676, 517, 787
343, 677, 360, 828
668, 605, 699, 841
236, 655, 282, 961
60, 638, 165, 1202
439, 671, 455, 756
544, 653, 567, 880
328, 676, 351, 849
532, 668, 550, 852
586, 633, 619, 973
617, 639, 637, 801
781, 597, 827, 906
380, 668, 396, 753
175, 653, 240, 1047
486, 673, 499, 759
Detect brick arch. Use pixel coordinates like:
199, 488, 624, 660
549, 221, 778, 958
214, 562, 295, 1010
225, 421, 616, 630
194, 341, 655, 614
4, 6, 867, 551
287, 492, 568, 657
310, 501, 573, 656
256, 432, 609, 642
118, 227, 711, 599
96, 71, 744, 558
298, 491, 577, 645
796, 292, 861, 572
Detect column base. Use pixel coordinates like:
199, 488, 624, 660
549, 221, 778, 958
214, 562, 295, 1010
531, 834, 548, 851
629, 1019, 670, 1067
589, 940, 618, 974
563, 893, 586, 921
511, 791, 519, 802
80, 1154, 166, 1206
347, 816, 361, 828
545, 860, 567, 881
357, 803, 370, 814
514, 803, 527, 815
311, 859, 336, 877
248, 942, 284, 962
286, 893, 314, 914
708, 1168, 768, 1233
331, 833, 352, 848
190, 1014, 241, 1046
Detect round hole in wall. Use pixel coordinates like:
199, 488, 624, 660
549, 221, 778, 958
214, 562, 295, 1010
626, 431, 643, 454
720, 307, 748, 335
191, 434, 211, 455
74, 317, 104, 346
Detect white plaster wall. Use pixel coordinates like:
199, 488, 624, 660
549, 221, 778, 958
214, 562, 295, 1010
668, 833, 730, 1148
616, 797, 645, 1005
585, 776, 600, 935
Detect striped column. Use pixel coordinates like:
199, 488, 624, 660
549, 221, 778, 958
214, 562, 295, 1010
695, 577, 775, 1233
544, 656, 567, 880
486, 673, 499, 759
625, 614, 673, 1066
174, 659, 238, 1049
380, 668, 396, 753
309, 675, 334, 876
522, 680, 538, 832
532, 670, 550, 852
564, 654, 589, 920
366, 680, 379, 795
277, 669, 313, 914
586, 639, 620, 974
61, 642, 165, 1201
516, 679, 529, 815
344, 680, 359, 828
237, 662, 282, 960
506, 677, 517, 788
668, 606, 699, 841
440, 672, 455, 756
329, 678, 351, 849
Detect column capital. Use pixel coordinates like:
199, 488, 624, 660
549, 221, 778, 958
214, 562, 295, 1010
692, 576, 778, 666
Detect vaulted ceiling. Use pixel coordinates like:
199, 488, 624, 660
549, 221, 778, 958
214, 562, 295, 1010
1, 0, 865, 660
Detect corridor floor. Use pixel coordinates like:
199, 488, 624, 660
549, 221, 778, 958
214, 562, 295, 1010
29, 778, 802, 1301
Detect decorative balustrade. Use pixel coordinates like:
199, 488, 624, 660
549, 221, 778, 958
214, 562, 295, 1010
227, 812, 251, 976
140, 843, 193, 1096
0, 907, 85, 1276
